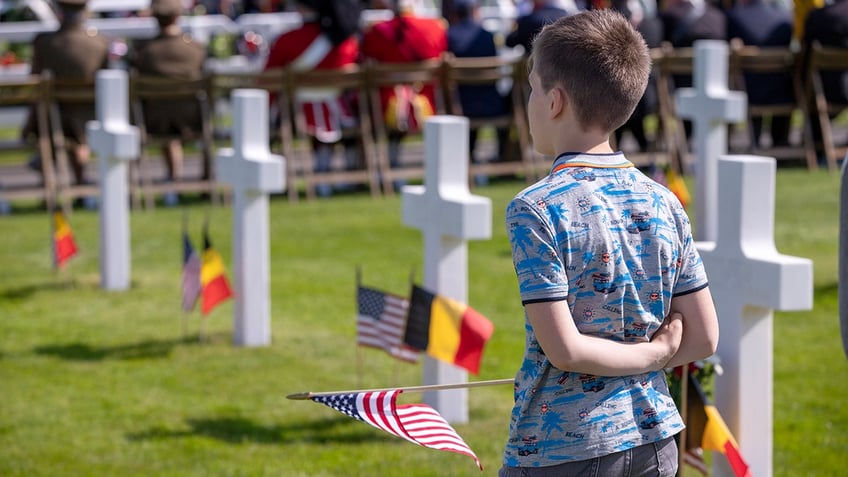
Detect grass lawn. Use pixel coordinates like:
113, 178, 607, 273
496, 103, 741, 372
0, 168, 846, 476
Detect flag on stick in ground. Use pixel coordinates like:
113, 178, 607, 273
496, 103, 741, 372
666, 167, 691, 209
200, 224, 233, 315
403, 285, 494, 375
52, 209, 78, 269
684, 372, 752, 477
357, 285, 420, 363
182, 230, 202, 312
311, 390, 482, 470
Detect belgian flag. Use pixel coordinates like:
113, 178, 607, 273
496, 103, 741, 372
403, 285, 494, 375
52, 210, 78, 269
685, 372, 752, 477
200, 224, 233, 315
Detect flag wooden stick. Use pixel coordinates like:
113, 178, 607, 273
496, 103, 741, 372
287, 377, 513, 400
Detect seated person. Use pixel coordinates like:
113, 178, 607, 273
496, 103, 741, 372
25, 0, 110, 188
264, 0, 362, 196
802, 0, 848, 151
505, 0, 570, 55
727, 0, 794, 148
132, 0, 207, 188
447, 0, 511, 171
361, 0, 447, 175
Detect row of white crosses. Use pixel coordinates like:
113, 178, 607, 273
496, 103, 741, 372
676, 40, 813, 477
87, 70, 283, 347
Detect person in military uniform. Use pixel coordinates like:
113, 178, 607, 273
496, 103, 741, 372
131, 0, 207, 185
28, 0, 110, 186
263, 0, 362, 196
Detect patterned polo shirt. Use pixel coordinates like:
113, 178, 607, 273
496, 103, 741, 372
502, 152, 708, 468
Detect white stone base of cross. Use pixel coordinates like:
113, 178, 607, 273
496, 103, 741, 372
696, 155, 812, 477
216, 89, 285, 347
86, 69, 139, 291
402, 116, 492, 424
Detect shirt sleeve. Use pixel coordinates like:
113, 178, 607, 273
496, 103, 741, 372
505, 196, 569, 305
671, 207, 709, 296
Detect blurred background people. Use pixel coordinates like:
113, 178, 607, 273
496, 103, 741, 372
505, 0, 570, 54
25, 0, 109, 188
132, 0, 207, 199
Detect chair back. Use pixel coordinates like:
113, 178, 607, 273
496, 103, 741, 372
0, 75, 57, 210
807, 42, 848, 170
443, 52, 539, 183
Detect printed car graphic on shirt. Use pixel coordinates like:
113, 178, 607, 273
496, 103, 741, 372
640, 407, 662, 429
579, 374, 605, 393
626, 211, 652, 234
592, 272, 617, 294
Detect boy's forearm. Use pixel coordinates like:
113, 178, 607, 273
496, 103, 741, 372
549, 335, 675, 376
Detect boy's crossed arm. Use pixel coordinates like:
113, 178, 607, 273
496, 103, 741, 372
525, 287, 718, 376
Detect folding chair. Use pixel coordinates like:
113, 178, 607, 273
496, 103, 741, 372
728, 39, 817, 169
443, 51, 539, 185
0, 74, 58, 212
654, 43, 695, 174
130, 73, 221, 209
806, 42, 848, 171
285, 65, 382, 200
365, 57, 447, 195
43, 73, 102, 212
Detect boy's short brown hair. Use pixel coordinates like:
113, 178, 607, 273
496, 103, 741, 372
530, 9, 650, 133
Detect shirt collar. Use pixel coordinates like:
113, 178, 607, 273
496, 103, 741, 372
550, 151, 633, 174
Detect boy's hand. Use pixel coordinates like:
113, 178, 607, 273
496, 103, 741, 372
650, 312, 683, 369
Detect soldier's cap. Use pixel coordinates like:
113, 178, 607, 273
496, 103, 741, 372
56, 0, 88, 6
150, 0, 184, 17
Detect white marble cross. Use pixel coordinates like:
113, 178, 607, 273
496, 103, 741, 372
86, 69, 140, 291
840, 158, 848, 357
697, 155, 813, 477
216, 89, 285, 347
402, 116, 492, 424
676, 40, 747, 242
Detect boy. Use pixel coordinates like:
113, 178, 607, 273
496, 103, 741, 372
501, 10, 719, 476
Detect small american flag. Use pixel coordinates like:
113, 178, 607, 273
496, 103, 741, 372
311, 390, 482, 470
182, 232, 202, 312
357, 286, 420, 363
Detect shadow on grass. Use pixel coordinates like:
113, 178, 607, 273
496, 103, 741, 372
126, 415, 388, 445
0, 279, 97, 300
33, 335, 208, 361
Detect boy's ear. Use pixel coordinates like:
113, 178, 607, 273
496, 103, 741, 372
548, 86, 566, 119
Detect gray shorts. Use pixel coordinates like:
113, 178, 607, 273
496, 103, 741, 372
498, 436, 678, 477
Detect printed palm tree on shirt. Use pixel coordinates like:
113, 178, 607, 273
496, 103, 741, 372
650, 190, 663, 234
511, 223, 535, 259
540, 407, 566, 455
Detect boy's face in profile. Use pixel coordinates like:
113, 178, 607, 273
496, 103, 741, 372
527, 66, 556, 157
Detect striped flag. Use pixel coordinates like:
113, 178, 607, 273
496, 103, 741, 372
200, 225, 233, 315
403, 285, 494, 375
684, 372, 752, 477
311, 390, 482, 470
52, 210, 78, 269
357, 286, 420, 363
182, 231, 202, 312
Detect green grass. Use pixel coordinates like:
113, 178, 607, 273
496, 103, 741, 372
1, 168, 846, 476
